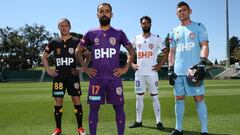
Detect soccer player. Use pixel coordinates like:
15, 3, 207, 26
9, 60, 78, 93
75, 3, 135, 135
168, 1, 209, 135
41, 18, 87, 135
128, 16, 168, 130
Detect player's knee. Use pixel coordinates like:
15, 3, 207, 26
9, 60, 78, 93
176, 96, 185, 100
194, 95, 204, 102
90, 104, 100, 112
137, 93, 145, 96
74, 104, 83, 114
113, 104, 124, 112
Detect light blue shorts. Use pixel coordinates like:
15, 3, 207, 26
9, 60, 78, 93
173, 76, 205, 96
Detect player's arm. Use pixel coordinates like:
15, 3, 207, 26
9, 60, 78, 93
168, 47, 177, 85
113, 44, 135, 77
41, 51, 58, 77
75, 46, 96, 78
200, 41, 209, 59
152, 48, 168, 71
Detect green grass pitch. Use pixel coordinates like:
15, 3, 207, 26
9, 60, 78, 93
0, 80, 239, 135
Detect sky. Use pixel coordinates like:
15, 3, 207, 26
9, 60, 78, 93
0, 0, 239, 62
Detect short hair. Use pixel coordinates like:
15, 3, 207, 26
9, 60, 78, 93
140, 16, 152, 24
97, 3, 112, 12
177, 1, 190, 9
58, 18, 71, 27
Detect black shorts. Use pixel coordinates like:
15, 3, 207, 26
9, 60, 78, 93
52, 73, 81, 97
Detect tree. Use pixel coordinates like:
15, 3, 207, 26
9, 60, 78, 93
229, 36, 240, 64
214, 59, 218, 65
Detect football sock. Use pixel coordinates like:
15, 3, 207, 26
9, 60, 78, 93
136, 94, 144, 123
113, 104, 125, 135
74, 104, 83, 128
196, 99, 208, 133
175, 99, 184, 131
152, 95, 161, 123
54, 105, 63, 129
89, 104, 100, 135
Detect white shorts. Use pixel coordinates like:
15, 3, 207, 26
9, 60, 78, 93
134, 75, 159, 94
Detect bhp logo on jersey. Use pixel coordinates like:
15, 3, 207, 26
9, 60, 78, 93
56, 57, 74, 66
138, 51, 153, 59
94, 48, 116, 59
176, 42, 195, 52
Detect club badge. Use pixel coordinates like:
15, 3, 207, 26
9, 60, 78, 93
189, 32, 195, 39
109, 37, 116, 46
68, 48, 74, 54
74, 83, 80, 89
116, 87, 122, 95
149, 43, 154, 49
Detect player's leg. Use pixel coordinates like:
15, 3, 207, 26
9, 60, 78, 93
129, 76, 145, 128
89, 104, 100, 135
71, 96, 86, 135
113, 104, 125, 135
194, 95, 208, 134
148, 75, 164, 130
88, 79, 104, 135
52, 78, 65, 135
170, 77, 185, 135
67, 75, 86, 135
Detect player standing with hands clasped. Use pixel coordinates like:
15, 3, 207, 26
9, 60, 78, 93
75, 3, 135, 135
168, 1, 209, 135
42, 18, 86, 135
129, 16, 168, 130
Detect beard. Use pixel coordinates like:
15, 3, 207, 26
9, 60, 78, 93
99, 16, 111, 26
142, 27, 151, 33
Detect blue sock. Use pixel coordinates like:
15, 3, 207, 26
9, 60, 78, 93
196, 100, 208, 133
175, 99, 184, 131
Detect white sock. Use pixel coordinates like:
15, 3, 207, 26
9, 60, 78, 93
136, 94, 144, 123
152, 95, 161, 123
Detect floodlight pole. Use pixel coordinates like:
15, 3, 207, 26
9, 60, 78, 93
226, 0, 230, 68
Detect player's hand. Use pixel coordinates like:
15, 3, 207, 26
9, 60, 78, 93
152, 64, 162, 71
82, 66, 97, 78
113, 65, 129, 77
46, 68, 58, 77
131, 63, 139, 71
168, 66, 177, 86
70, 68, 83, 76
193, 57, 207, 80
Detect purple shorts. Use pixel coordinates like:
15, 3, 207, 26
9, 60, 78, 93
87, 78, 124, 105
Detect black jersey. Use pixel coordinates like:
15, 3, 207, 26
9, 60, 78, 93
45, 36, 79, 73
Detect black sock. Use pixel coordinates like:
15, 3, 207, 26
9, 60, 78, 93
54, 105, 63, 129
74, 104, 83, 128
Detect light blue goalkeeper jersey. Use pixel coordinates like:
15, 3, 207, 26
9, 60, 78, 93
170, 21, 208, 75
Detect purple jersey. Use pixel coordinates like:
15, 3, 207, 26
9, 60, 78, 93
79, 27, 131, 79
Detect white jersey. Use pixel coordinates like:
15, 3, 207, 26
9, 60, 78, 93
132, 34, 166, 76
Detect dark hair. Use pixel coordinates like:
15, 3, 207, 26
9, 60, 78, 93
58, 18, 71, 27
97, 3, 112, 12
140, 16, 152, 24
177, 1, 190, 9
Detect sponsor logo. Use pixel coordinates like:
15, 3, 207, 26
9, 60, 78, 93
56, 57, 74, 66
138, 51, 153, 59
94, 38, 99, 45
94, 48, 116, 59
53, 91, 64, 95
56, 48, 61, 54
89, 96, 101, 101
176, 42, 195, 52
